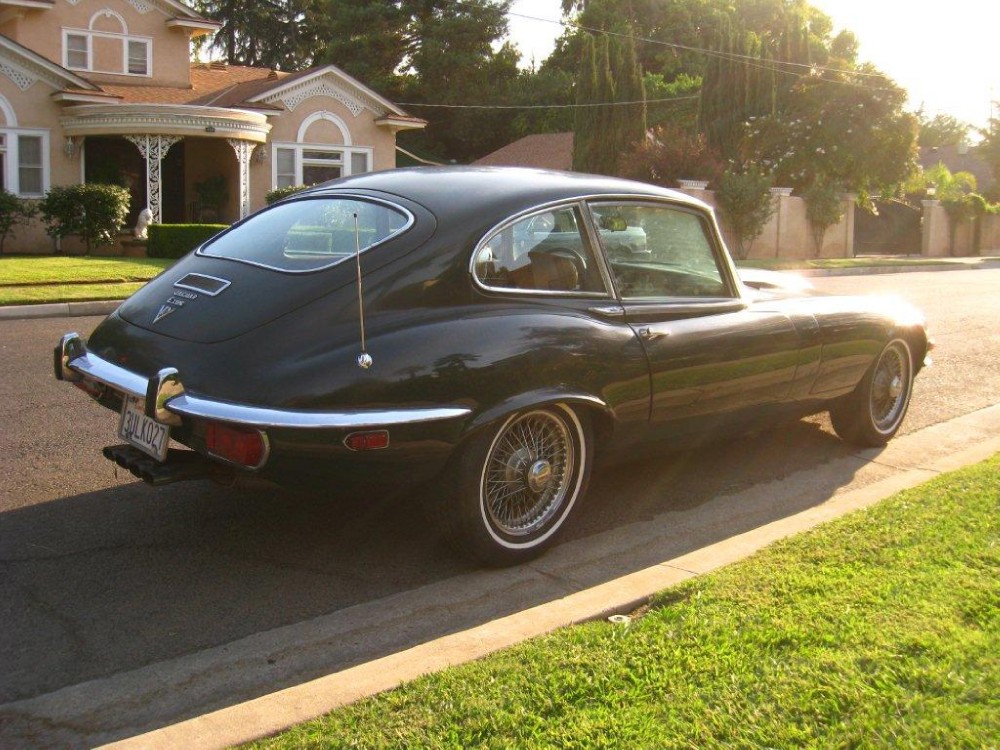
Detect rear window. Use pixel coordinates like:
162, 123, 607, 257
199, 196, 412, 272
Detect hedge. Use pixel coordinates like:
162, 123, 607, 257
147, 223, 229, 259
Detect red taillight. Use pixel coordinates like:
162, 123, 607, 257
343, 430, 390, 451
205, 423, 267, 468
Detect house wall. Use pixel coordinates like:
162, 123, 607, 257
249, 93, 399, 210
8, 0, 192, 87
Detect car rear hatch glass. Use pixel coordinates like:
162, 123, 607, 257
198, 195, 413, 272
116, 194, 431, 344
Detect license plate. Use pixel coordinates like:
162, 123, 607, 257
118, 395, 170, 462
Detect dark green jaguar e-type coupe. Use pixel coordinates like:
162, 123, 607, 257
55, 167, 931, 565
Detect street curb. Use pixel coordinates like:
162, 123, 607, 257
1, 260, 997, 322
795, 259, 1000, 277
96, 406, 1000, 750
0, 299, 120, 320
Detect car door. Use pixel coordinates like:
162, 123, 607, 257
585, 199, 803, 439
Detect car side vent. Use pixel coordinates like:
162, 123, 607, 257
174, 273, 231, 296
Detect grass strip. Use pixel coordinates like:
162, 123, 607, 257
0, 256, 172, 286
0, 282, 147, 306
247, 455, 999, 749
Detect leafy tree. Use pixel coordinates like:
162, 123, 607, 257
715, 168, 775, 259
39, 184, 131, 254
195, 0, 313, 70
743, 63, 917, 198
0, 190, 37, 254
918, 113, 971, 149
978, 103, 1000, 194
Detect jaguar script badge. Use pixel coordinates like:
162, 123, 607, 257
152, 304, 176, 325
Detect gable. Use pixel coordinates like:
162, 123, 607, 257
250, 66, 409, 121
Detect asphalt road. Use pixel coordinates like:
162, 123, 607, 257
1, 268, 998, 746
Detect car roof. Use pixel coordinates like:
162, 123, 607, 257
303, 166, 710, 220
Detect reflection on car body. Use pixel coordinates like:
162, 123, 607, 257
55, 167, 931, 565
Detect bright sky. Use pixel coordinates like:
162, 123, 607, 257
507, 0, 1000, 130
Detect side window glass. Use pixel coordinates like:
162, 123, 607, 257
589, 202, 729, 300
474, 206, 606, 293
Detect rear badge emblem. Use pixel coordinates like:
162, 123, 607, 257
153, 304, 176, 325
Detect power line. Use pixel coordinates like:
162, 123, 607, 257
397, 95, 700, 110
505, 7, 892, 83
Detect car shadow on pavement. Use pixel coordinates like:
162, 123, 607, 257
0, 416, 867, 748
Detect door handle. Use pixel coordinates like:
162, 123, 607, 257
638, 327, 668, 341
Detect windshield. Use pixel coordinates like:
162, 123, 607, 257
199, 196, 413, 272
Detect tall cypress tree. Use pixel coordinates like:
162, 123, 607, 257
572, 34, 599, 172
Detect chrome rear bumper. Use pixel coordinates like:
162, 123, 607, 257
54, 332, 473, 430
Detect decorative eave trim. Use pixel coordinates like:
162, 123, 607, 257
250, 64, 411, 120
52, 90, 123, 104
0, 35, 101, 91
376, 115, 427, 132
166, 17, 221, 37
60, 103, 271, 142
0, 0, 54, 9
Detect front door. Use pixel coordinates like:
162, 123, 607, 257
587, 200, 802, 439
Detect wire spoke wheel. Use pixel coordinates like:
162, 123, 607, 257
869, 341, 912, 434
483, 410, 575, 537
831, 338, 914, 447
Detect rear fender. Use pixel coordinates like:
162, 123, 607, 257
464, 388, 615, 442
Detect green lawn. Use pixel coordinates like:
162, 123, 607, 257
246, 455, 999, 749
0, 255, 172, 286
0, 256, 172, 305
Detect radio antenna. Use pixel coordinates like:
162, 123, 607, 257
353, 212, 372, 369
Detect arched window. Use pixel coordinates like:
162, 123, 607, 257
272, 111, 372, 189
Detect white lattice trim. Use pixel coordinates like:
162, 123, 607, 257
0, 60, 36, 91
125, 0, 153, 13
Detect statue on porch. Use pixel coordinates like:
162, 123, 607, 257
134, 208, 153, 239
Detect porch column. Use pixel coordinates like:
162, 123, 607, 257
228, 139, 255, 219
125, 135, 181, 224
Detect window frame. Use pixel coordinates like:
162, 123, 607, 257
271, 143, 373, 189
62, 27, 153, 78
0, 129, 49, 197
584, 199, 740, 304
471, 200, 613, 299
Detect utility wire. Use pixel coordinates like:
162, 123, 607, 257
505, 7, 891, 82
397, 95, 700, 109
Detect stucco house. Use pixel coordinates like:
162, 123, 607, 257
0, 0, 425, 253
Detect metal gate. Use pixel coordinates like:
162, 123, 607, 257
853, 199, 921, 255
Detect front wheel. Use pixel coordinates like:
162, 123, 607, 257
440, 404, 592, 566
830, 338, 914, 447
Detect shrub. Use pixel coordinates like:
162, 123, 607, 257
715, 168, 776, 259
265, 185, 308, 205
618, 124, 724, 188
147, 224, 229, 259
804, 181, 846, 257
0, 189, 38, 254
39, 183, 131, 254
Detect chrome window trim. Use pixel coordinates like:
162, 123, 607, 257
197, 194, 415, 275
60, 340, 472, 430
583, 198, 741, 302
470, 199, 614, 298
